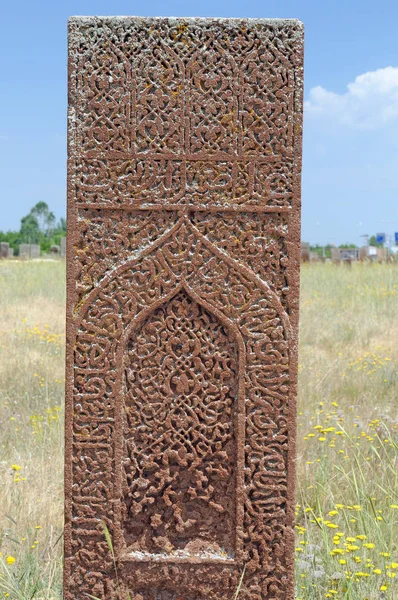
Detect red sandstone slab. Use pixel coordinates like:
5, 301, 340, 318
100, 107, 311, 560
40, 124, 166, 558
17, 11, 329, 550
65, 16, 303, 600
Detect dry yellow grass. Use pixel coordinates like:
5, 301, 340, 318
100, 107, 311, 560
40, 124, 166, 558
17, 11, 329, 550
296, 263, 398, 599
0, 260, 397, 599
0, 261, 65, 599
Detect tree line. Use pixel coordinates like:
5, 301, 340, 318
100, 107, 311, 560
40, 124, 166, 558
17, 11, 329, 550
0, 202, 66, 255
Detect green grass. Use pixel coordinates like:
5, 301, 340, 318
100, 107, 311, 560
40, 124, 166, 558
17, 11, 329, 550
0, 260, 397, 599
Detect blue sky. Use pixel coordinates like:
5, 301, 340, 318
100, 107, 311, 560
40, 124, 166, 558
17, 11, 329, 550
1, 0, 398, 244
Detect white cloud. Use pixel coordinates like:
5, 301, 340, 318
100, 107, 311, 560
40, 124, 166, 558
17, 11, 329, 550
305, 66, 398, 129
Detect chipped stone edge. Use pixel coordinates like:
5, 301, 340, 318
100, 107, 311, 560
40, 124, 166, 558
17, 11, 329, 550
68, 15, 303, 25
68, 16, 304, 40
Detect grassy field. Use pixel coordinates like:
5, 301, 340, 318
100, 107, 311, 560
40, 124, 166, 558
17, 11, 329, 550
0, 260, 397, 599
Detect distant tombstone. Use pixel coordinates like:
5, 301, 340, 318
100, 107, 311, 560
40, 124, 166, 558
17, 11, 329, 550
301, 242, 310, 262
377, 247, 387, 263
7, 247, 14, 258
19, 244, 30, 259
0, 242, 9, 258
30, 244, 40, 259
310, 251, 319, 262
340, 248, 358, 262
368, 246, 377, 257
360, 246, 379, 262
50, 244, 60, 255
65, 16, 304, 600
60, 236, 66, 258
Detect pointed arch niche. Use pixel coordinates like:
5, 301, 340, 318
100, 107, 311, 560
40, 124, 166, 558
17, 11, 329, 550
120, 284, 245, 561
71, 219, 291, 572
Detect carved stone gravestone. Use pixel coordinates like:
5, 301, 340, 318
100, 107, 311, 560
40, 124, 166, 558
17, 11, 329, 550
0, 242, 9, 258
300, 242, 310, 263
30, 244, 40, 259
65, 16, 303, 600
60, 236, 66, 258
19, 244, 30, 259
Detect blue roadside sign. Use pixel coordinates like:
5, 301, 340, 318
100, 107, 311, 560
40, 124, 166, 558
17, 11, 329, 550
395, 232, 398, 244
376, 233, 386, 244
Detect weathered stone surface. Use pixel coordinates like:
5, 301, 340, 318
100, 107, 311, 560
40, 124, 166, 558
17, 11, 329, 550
30, 244, 40, 259
7, 247, 14, 258
65, 16, 303, 600
50, 244, 60, 255
0, 242, 9, 258
19, 244, 30, 259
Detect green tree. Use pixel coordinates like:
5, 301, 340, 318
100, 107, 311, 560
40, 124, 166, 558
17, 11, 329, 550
58, 217, 66, 232
20, 214, 40, 244
30, 201, 56, 236
0, 230, 22, 255
0, 202, 66, 255
368, 235, 384, 247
